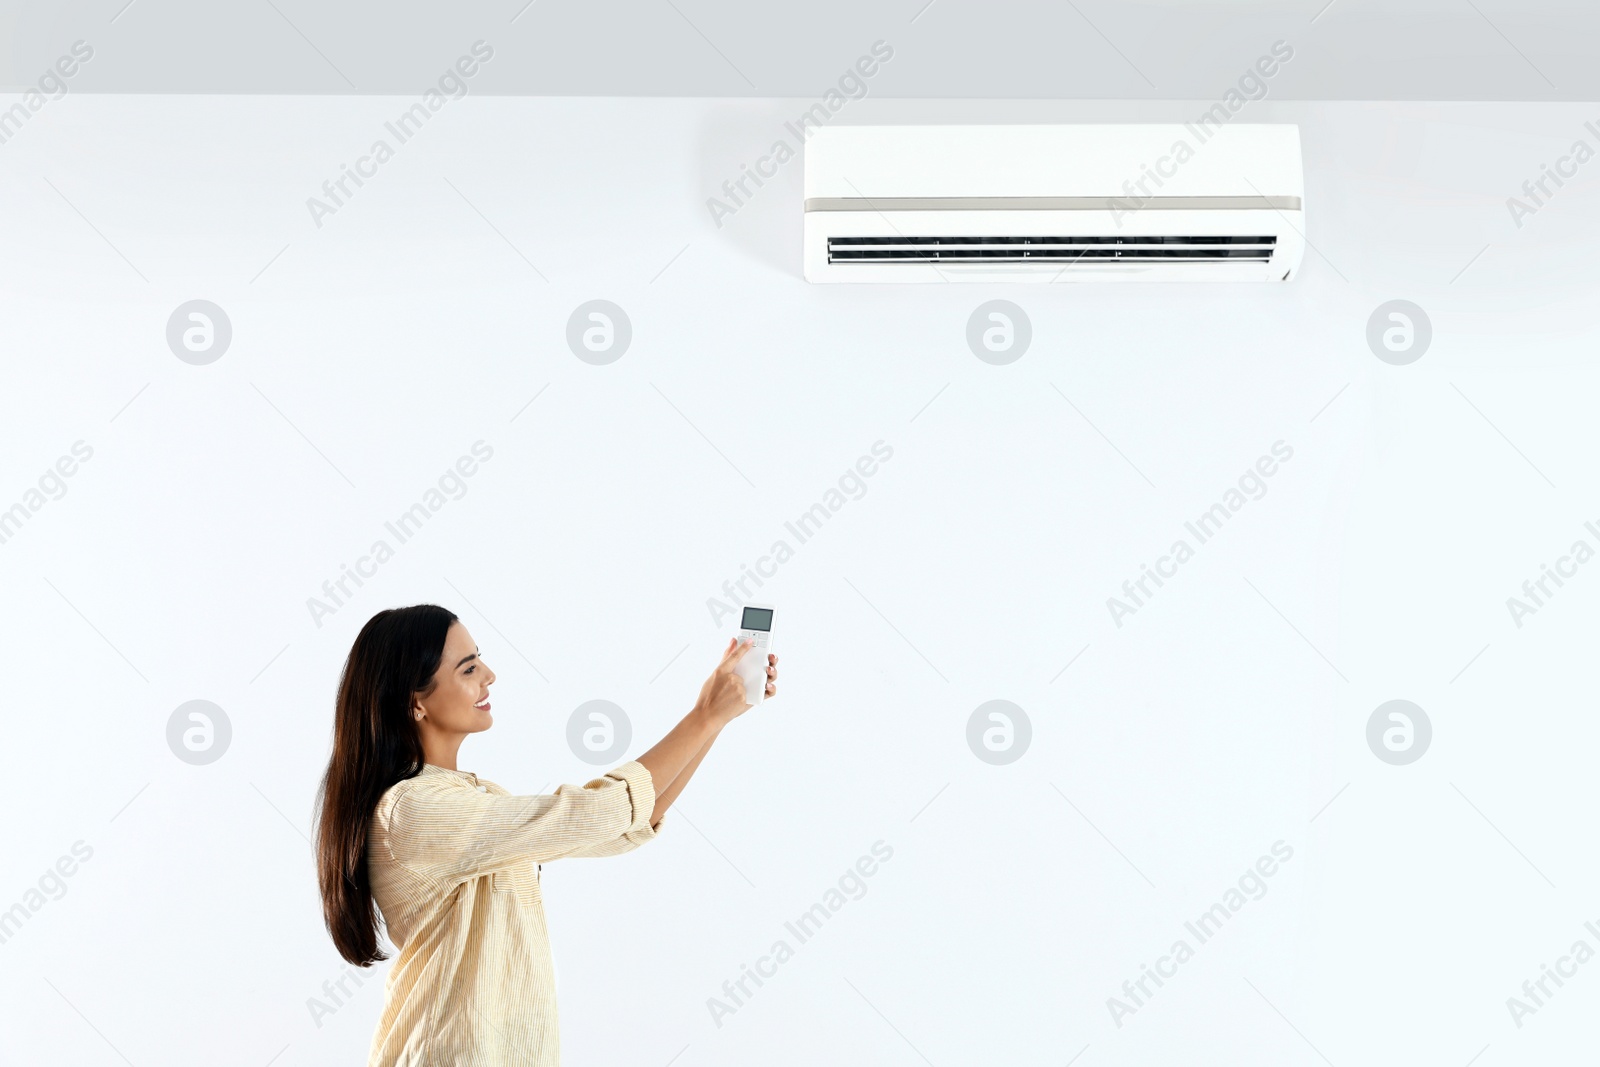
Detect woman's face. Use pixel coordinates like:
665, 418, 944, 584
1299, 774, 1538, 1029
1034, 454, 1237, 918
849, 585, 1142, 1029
413, 621, 497, 733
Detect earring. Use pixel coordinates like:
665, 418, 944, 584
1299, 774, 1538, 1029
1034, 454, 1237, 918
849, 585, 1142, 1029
414, 711, 423, 721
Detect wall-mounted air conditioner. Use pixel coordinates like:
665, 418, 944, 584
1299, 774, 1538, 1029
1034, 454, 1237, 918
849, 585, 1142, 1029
803, 124, 1304, 283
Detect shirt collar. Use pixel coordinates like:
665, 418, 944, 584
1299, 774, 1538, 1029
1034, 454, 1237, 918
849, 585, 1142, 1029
421, 763, 478, 783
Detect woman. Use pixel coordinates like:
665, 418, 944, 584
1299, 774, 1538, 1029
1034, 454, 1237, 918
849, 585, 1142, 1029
313, 604, 777, 1065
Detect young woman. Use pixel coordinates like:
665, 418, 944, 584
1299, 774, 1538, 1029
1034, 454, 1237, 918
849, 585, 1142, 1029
314, 603, 777, 1065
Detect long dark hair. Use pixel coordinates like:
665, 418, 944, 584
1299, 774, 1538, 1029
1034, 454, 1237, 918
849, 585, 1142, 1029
315, 604, 457, 965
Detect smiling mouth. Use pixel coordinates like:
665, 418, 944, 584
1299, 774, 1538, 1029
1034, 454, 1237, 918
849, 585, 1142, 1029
473, 695, 491, 710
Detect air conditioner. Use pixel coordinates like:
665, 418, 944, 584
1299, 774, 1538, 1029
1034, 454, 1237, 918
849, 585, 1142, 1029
803, 124, 1304, 283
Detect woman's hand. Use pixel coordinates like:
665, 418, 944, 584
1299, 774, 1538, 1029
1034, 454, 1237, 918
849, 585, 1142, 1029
695, 638, 779, 726
761, 649, 779, 700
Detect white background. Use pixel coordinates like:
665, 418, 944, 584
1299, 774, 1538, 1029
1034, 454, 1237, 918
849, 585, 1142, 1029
1, 94, 1598, 1066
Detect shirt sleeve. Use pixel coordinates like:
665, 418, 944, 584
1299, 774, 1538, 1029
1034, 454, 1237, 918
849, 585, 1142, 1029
560, 759, 666, 858
383, 760, 661, 883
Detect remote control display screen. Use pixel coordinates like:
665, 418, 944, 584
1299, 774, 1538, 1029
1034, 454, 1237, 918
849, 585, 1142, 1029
741, 607, 774, 631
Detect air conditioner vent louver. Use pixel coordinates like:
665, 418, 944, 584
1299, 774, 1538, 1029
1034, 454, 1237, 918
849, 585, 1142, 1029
827, 235, 1278, 265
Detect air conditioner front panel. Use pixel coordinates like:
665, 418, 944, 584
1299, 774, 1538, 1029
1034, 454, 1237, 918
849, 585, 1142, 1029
804, 125, 1305, 201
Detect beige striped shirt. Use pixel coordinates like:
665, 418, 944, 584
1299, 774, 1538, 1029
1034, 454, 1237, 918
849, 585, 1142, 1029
365, 759, 662, 1066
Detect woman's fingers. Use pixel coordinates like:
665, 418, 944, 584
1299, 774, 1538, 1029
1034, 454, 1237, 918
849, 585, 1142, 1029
718, 636, 752, 669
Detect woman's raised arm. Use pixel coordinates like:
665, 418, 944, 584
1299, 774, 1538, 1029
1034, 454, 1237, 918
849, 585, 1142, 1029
635, 637, 763, 826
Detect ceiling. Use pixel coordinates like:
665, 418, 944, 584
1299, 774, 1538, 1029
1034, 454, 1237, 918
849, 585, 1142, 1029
4, 0, 1597, 99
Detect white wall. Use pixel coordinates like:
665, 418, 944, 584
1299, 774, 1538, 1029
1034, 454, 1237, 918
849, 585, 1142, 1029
1, 94, 1597, 1065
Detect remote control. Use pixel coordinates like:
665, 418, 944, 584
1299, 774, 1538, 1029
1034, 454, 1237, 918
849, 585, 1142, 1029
734, 604, 775, 705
